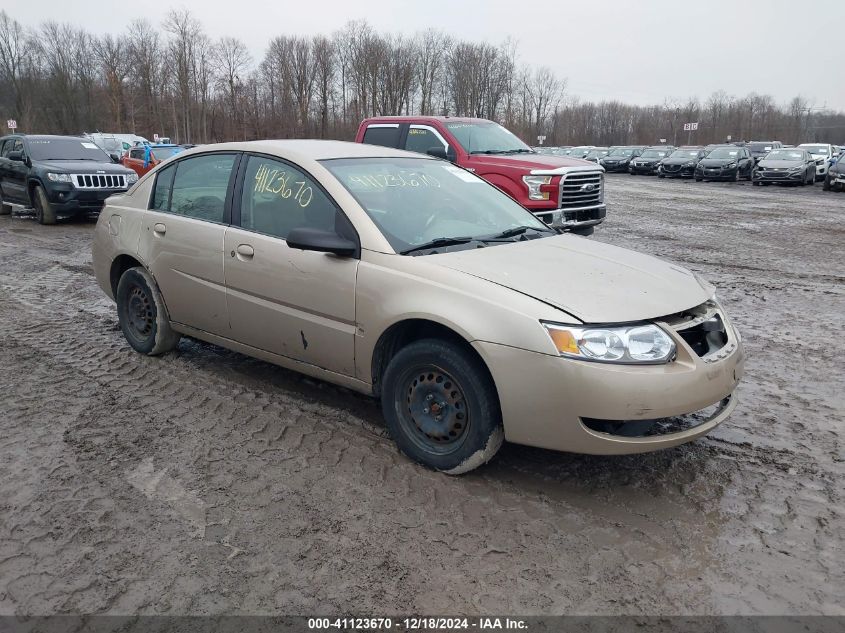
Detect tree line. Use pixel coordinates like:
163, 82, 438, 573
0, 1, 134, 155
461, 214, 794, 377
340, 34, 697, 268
1, 9, 843, 147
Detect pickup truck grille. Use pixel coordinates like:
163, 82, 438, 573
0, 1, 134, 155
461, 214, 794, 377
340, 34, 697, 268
559, 171, 603, 210
73, 174, 128, 189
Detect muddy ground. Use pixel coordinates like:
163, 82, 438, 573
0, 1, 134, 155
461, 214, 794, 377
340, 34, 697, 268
0, 175, 843, 616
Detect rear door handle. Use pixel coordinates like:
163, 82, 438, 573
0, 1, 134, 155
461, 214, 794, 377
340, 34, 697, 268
235, 244, 255, 260
153, 222, 166, 236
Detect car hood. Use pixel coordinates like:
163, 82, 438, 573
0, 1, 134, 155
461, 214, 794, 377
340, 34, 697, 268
468, 153, 596, 171
757, 159, 802, 169
432, 235, 710, 323
602, 156, 633, 162
662, 157, 699, 165
37, 160, 132, 174
699, 158, 738, 168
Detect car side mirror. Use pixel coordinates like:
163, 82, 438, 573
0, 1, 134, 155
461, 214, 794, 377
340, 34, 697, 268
8, 151, 23, 162
286, 228, 357, 257
426, 146, 456, 162
110, 153, 120, 163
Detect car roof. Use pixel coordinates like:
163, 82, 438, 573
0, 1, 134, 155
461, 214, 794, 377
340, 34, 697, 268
362, 116, 492, 125
22, 134, 87, 141
175, 139, 434, 162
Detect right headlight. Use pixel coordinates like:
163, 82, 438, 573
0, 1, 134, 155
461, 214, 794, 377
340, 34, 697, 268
522, 175, 552, 200
541, 322, 677, 364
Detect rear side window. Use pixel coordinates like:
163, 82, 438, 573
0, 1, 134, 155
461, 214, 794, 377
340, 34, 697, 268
362, 125, 400, 148
168, 154, 237, 223
239, 155, 339, 240
0, 140, 9, 157
151, 164, 175, 211
404, 128, 445, 155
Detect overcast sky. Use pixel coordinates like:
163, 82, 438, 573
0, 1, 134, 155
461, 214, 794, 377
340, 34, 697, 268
10, 0, 845, 110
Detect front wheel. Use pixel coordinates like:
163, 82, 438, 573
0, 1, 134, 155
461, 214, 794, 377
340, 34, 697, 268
33, 185, 57, 225
823, 175, 831, 191
381, 339, 504, 475
116, 266, 181, 355
695, 177, 703, 182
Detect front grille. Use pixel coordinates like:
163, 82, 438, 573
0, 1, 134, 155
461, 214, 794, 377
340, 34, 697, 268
559, 171, 603, 210
663, 164, 681, 172
582, 398, 730, 438
73, 174, 128, 189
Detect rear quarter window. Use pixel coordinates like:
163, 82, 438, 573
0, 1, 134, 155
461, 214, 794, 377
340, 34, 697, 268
362, 126, 400, 148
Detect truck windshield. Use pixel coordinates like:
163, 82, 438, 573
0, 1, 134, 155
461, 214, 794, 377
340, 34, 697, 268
322, 157, 551, 254
28, 138, 111, 161
444, 122, 532, 155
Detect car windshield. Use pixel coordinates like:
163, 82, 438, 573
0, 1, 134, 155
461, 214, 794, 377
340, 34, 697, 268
801, 145, 829, 155
748, 143, 774, 152
707, 148, 740, 159
444, 122, 532, 155
766, 150, 805, 161
608, 148, 636, 157
322, 157, 551, 254
28, 138, 111, 161
585, 149, 609, 158
641, 149, 670, 158
152, 147, 181, 160
669, 150, 701, 159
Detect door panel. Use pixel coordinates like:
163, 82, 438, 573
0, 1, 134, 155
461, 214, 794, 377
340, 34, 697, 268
223, 227, 358, 376
139, 211, 231, 336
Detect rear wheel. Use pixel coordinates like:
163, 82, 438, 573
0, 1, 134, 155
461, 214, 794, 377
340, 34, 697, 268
381, 339, 504, 475
33, 185, 56, 225
116, 266, 181, 356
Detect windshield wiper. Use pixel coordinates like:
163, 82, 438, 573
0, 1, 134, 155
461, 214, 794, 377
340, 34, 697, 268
400, 237, 474, 255
485, 225, 555, 240
499, 149, 535, 154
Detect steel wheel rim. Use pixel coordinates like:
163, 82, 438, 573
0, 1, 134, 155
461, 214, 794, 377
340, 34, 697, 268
126, 284, 154, 341
398, 364, 470, 455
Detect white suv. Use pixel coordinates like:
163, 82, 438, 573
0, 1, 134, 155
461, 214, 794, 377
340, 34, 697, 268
798, 143, 837, 181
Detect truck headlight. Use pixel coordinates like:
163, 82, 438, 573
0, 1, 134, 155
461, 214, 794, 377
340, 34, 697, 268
126, 172, 139, 184
542, 322, 676, 364
47, 172, 72, 183
522, 175, 552, 200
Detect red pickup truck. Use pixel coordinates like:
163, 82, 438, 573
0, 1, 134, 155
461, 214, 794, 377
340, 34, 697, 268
355, 116, 606, 234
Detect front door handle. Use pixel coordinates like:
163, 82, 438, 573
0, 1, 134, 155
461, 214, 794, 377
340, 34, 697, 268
153, 222, 166, 236
235, 243, 255, 260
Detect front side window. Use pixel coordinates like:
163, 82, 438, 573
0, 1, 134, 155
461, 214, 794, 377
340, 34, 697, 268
322, 157, 550, 254
168, 153, 237, 223
404, 128, 445, 155
130, 149, 145, 160
239, 155, 339, 240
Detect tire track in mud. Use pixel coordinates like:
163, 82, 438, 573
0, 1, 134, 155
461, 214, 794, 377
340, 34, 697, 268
0, 185, 843, 616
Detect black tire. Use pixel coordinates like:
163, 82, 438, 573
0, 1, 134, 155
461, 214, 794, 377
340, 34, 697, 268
753, 181, 761, 186
33, 185, 56, 225
0, 188, 10, 215
745, 168, 752, 181
116, 266, 180, 356
380, 338, 503, 475
823, 175, 831, 191
695, 177, 703, 182
570, 226, 595, 237
658, 173, 665, 179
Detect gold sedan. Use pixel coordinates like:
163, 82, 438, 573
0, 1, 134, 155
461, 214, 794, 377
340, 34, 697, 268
92, 141, 745, 474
